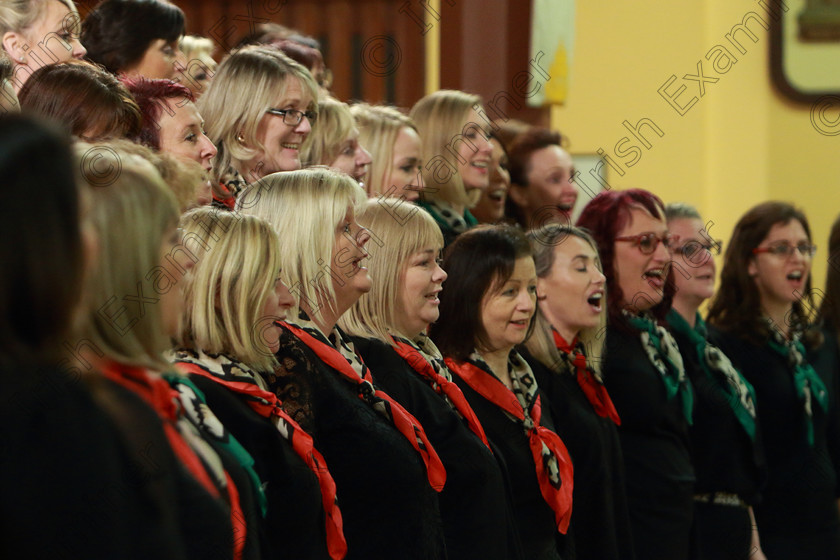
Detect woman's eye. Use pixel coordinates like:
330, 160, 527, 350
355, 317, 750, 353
528, 285, 538, 294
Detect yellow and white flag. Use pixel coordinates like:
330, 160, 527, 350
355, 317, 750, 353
529, 0, 575, 106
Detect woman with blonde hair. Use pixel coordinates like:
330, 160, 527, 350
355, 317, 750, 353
340, 200, 520, 560
351, 103, 423, 200
410, 89, 493, 246
198, 45, 318, 206
172, 208, 345, 560
175, 34, 216, 98
237, 167, 447, 560
301, 97, 371, 188
0, 0, 86, 93
523, 224, 634, 560
73, 143, 263, 560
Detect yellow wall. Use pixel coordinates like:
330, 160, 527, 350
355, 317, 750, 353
552, 0, 839, 291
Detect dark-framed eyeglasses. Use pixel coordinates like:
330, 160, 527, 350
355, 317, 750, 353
265, 108, 317, 126
614, 232, 677, 255
673, 239, 722, 259
752, 243, 817, 258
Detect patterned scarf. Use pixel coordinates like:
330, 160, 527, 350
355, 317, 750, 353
446, 351, 574, 534
765, 322, 830, 446
551, 329, 621, 425
420, 199, 478, 235
666, 310, 757, 440
172, 350, 347, 560
390, 332, 490, 449
99, 361, 250, 560
621, 311, 694, 425
283, 315, 447, 492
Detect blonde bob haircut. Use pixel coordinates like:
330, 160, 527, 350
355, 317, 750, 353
197, 45, 318, 183
339, 199, 443, 344
410, 89, 484, 209
176, 208, 282, 371
236, 167, 366, 325
351, 103, 417, 197
525, 225, 606, 379
300, 96, 354, 167
74, 141, 180, 371
0, 0, 78, 34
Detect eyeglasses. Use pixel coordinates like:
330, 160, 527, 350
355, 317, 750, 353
673, 239, 722, 259
265, 108, 317, 126
752, 243, 817, 258
615, 232, 677, 255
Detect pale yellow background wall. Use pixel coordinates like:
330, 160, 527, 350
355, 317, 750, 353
551, 0, 839, 292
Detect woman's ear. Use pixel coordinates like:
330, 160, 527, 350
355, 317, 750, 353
3, 32, 26, 64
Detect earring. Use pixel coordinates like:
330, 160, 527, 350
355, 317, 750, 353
236, 133, 245, 143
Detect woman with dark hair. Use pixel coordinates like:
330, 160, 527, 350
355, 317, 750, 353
576, 189, 695, 560
18, 59, 140, 139
238, 167, 447, 560
707, 201, 840, 560
506, 127, 577, 231
665, 202, 766, 560
819, 214, 840, 345
523, 224, 635, 560
431, 224, 574, 560
340, 200, 521, 560
0, 114, 184, 558
471, 135, 511, 224
81, 0, 184, 80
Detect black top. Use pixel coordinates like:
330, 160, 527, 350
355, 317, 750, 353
523, 348, 636, 560
450, 357, 568, 560
669, 322, 765, 504
188, 373, 331, 560
351, 336, 522, 560
602, 324, 695, 560
709, 325, 840, 551
270, 325, 446, 560
0, 365, 231, 560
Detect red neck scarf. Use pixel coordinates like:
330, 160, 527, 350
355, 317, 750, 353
99, 361, 221, 498
283, 321, 446, 492
390, 335, 490, 450
446, 353, 574, 534
175, 358, 347, 560
552, 330, 621, 426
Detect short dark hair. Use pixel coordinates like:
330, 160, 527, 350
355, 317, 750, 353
576, 188, 676, 327
505, 127, 564, 227
81, 0, 185, 74
431, 224, 535, 361
123, 77, 194, 149
708, 201, 821, 348
19, 60, 141, 139
0, 114, 83, 368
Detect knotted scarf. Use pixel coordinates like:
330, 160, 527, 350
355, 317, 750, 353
766, 322, 829, 446
552, 329, 621, 425
622, 311, 694, 424
173, 350, 347, 560
446, 351, 574, 533
390, 332, 490, 449
666, 310, 757, 440
283, 316, 446, 492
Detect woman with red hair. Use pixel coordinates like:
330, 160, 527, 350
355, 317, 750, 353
577, 189, 695, 560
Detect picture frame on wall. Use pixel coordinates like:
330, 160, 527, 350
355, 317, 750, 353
770, 0, 840, 103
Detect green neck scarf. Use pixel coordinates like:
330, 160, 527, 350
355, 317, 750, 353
622, 310, 693, 424
666, 310, 757, 440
